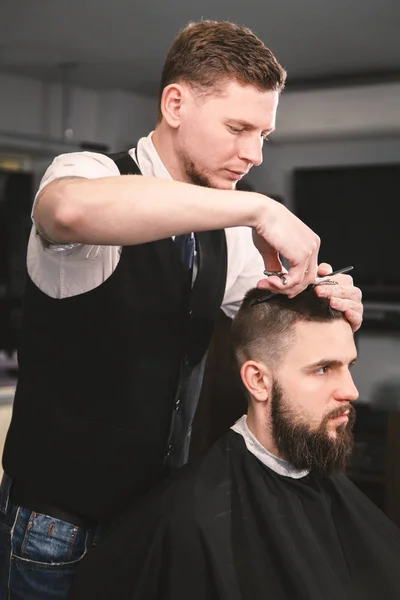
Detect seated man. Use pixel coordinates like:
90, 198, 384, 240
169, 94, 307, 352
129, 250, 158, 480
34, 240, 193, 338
70, 288, 400, 600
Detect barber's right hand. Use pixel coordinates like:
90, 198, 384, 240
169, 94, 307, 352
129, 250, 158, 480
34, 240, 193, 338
252, 198, 320, 297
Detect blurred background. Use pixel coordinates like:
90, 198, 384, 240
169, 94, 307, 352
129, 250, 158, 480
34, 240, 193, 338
0, 0, 399, 522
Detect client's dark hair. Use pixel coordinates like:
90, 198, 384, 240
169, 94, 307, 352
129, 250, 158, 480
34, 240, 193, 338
231, 287, 346, 368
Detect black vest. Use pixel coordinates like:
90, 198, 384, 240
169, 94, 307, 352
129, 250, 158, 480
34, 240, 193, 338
3, 152, 227, 521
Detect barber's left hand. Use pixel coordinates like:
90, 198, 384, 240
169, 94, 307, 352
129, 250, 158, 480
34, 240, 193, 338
313, 263, 363, 332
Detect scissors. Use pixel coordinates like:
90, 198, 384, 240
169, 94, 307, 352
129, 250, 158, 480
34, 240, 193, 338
263, 265, 353, 286
254, 266, 354, 305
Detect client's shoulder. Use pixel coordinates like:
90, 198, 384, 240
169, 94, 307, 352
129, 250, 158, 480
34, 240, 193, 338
155, 432, 239, 524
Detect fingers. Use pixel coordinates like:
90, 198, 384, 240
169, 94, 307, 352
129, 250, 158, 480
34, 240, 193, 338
258, 254, 285, 290
314, 274, 359, 301
262, 242, 320, 296
252, 202, 321, 296
282, 234, 320, 295
262, 254, 284, 274
281, 253, 318, 296
258, 259, 317, 295
313, 277, 363, 332
257, 274, 289, 290
334, 273, 354, 286
317, 263, 333, 277
333, 300, 363, 331
343, 308, 363, 332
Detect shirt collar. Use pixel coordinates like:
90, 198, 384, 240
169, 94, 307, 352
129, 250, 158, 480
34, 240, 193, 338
128, 131, 172, 180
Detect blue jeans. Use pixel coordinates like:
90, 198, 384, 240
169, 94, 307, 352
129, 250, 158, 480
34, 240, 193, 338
0, 473, 99, 600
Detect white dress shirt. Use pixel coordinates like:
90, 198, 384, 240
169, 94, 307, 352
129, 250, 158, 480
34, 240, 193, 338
28, 132, 265, 318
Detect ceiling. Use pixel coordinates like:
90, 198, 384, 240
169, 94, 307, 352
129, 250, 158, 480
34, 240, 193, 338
0, 0, 399, 96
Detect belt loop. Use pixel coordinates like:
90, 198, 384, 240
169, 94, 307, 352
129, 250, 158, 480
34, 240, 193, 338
0, 472, 13, 514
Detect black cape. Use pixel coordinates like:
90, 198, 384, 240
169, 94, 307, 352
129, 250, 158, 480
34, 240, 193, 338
70, 431, 400, 600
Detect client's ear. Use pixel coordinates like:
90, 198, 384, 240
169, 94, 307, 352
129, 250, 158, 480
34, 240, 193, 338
240, 360, 272, 403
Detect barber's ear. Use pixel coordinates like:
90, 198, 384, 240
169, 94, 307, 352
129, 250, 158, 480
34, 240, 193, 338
240, 360, 272, 402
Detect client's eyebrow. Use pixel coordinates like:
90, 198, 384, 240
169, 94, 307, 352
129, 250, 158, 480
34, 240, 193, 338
304, 357, 358, 371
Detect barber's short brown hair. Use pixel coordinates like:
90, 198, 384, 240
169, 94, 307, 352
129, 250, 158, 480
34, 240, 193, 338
158, 20, 287, 120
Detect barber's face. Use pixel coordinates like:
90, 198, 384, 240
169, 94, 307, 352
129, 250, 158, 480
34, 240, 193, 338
175, 80, 278, 190
271, 320, 359, 475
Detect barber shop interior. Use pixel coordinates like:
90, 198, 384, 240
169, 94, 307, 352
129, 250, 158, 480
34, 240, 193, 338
0, 1, 400, 599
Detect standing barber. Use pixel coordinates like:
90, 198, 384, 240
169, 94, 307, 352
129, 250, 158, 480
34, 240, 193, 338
0, 20, 363, 599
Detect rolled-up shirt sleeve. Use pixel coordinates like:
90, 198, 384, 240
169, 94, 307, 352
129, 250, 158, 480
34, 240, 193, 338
31, 151, 121, 226
28, 151, 124, 298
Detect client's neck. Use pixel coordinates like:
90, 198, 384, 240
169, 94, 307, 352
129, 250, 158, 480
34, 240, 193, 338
246, 409, 282, 459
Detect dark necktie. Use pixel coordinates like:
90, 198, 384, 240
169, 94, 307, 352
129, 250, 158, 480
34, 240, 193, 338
174, 233, 195, 271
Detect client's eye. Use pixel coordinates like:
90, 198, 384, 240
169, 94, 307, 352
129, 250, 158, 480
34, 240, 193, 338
316, 366, 329, 375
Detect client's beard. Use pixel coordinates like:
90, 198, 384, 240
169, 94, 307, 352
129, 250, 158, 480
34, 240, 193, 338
270, 381, 356, 476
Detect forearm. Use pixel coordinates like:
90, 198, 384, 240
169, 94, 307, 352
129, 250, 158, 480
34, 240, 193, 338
37, 175, 269, 245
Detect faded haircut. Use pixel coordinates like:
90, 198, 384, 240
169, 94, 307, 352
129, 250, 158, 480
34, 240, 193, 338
231, 287, 346, 369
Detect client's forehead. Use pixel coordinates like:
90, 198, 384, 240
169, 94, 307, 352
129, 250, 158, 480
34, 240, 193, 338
279, 320, 357, 369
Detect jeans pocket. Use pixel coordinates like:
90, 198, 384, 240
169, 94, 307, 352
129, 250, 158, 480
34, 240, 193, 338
12, 508, 88, 570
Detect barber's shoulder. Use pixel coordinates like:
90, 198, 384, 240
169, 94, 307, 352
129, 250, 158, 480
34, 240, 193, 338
40, 150, 120, 188
30, 151, 117, 249
33, 151, 121, 233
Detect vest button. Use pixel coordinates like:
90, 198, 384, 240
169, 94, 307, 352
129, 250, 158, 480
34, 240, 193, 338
174, 398, 181, 411
166, 444, 174, 457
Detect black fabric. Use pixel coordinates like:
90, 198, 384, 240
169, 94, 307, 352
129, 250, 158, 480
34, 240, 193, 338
10, 482, 97, 529
2, 151, 227, 522
70, 430, 400, 600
